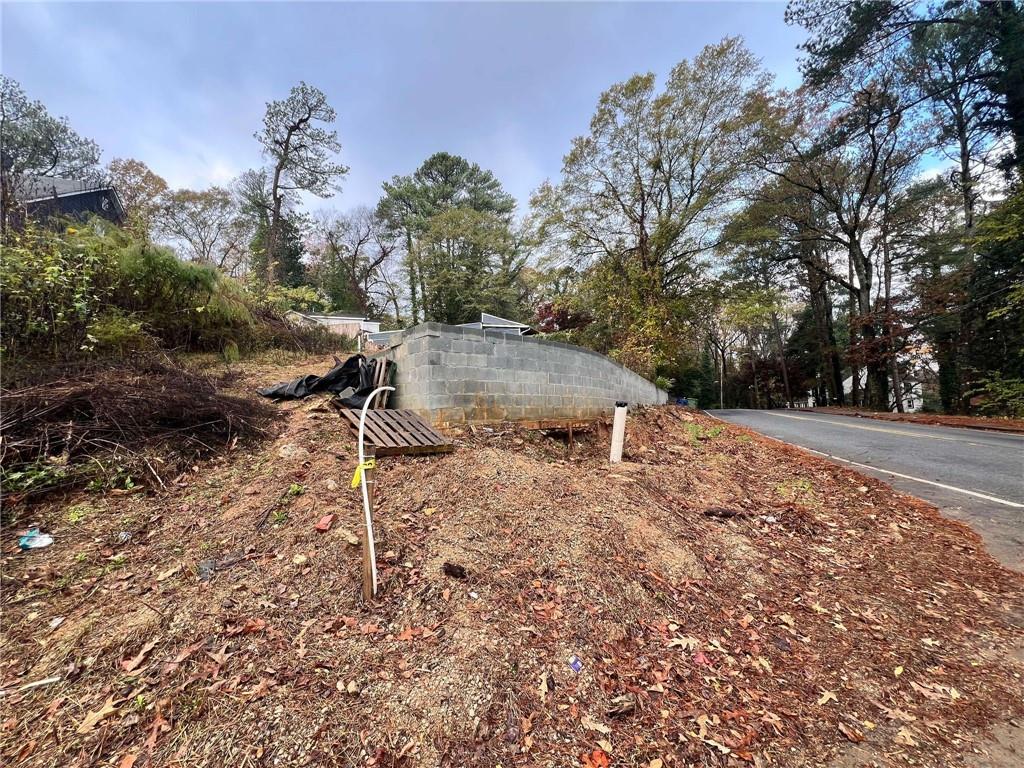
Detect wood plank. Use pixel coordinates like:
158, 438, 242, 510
342, 409, 398, 448
377, 410, 431, 446
392, 409, 447, 445
335, 408, 453, 456
385, 409, 438, 444
365, 411, 406, 447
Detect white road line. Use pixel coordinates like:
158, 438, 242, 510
801, 448, 1024, 509
705, 410, 1024, 508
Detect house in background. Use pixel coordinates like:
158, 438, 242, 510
20, 176, 126, 226
365, 312, 536, 350
457, 312, 536, 337
285, 311, 381, 339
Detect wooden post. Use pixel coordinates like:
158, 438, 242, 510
360, 444, 377, 602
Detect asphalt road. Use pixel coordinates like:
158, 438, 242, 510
711, 409, 1024, 571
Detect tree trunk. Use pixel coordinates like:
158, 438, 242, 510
850, 244, 887, 409
719, 348, 726, 410
883, 226, 903, 413
936, 334, 960, 413
824, 293, 844, 406
406, 230, 419, 325
749, 348, 760, 409
889, 356, 905, 412
771, 312, 793, 407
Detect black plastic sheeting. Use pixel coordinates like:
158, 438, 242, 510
257, 354, 388, 409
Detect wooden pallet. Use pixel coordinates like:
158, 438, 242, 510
337, 408, 454, 456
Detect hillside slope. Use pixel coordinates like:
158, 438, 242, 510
2, 356, 1022, 767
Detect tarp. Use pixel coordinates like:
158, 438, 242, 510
258, 355, 388, 408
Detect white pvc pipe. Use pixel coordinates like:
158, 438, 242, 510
357, 385, 395, 598
609, 401, 627, 463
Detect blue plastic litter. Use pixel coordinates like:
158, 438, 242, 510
18, 528, 54, 550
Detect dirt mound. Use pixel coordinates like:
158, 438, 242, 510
1, 358, 1022, 767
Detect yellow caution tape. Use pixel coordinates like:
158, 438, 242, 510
350, 458, 376, 488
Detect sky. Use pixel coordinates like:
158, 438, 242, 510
2, 1, 808, 214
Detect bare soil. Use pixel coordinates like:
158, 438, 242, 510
803, 408, 1024, 434
2, 354, 1022, 768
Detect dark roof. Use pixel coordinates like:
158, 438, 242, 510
20, 176, 114, 202
19, 175, 126, 225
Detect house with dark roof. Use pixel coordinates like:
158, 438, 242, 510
19, 176, 126, 226
365, 313, 535, 349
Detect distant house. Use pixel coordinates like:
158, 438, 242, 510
365, 313, 536, 349
20, 176, 126, 226
285, 311, 381, 339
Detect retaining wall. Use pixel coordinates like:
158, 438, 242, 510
373, 322, 668, 424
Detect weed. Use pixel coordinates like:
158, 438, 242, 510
684, 423, 724, 443
1, 462, 71, 494
66, 504, 91, 523
287, 483, 305, 497
104, 553, 128, 574
198, 540, 218, 555
776, 477, 814, 498
271, 508, 289, 525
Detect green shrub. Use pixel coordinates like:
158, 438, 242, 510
970, 375, 1024, 417
222, 340, 240, 364
1, 223, 116, 358
85, 310, 154, 356
1, 218, 341, 364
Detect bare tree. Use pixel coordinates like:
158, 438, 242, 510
157, 187, 238, 265
750, 79, 923, 408
255, 82, 347, 284
307, 207, 400, 317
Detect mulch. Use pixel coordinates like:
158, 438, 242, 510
1, 356, 1022, 767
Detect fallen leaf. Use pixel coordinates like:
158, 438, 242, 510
144, 706, 170, 750
156, 564, 181, 581
120, 639, 158, 673
894, 665, 904, 677
597, 739, 613, 753
581, 714, 611, 734
649, 760, 664, 768
668, 635, 699, 651
77, 697, 118, 734
839, 722, 865, 743
817, 690, 838, 706
895, 726, 919, 746
118, 753, 138, 768
206, 643, 233, 666
581, 749, 610, 768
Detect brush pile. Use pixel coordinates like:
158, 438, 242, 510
0, 356, 271, 500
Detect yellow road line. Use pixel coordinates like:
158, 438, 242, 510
764, 412, 981, 443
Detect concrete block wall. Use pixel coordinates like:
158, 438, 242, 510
374, 322, 668, 424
